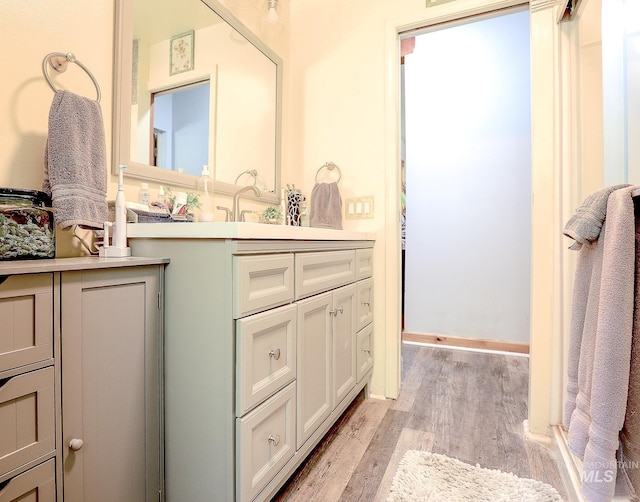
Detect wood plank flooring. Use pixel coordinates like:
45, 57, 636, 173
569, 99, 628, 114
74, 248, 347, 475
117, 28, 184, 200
272, 342, 569, 501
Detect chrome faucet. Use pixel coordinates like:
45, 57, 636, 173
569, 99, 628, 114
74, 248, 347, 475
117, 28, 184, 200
232, 185, 261, 221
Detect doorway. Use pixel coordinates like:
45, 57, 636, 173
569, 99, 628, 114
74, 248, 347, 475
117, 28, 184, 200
401, 8, 532, 349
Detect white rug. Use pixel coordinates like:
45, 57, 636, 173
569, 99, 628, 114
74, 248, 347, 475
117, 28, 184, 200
388, 450, 564, 502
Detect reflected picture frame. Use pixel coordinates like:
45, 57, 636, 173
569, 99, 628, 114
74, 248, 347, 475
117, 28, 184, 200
170, 30, 195, 75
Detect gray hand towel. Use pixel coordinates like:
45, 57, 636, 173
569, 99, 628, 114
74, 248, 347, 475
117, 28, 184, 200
310, 182, 342, 230
43, 90, 108, 230
563, 184, 630, 250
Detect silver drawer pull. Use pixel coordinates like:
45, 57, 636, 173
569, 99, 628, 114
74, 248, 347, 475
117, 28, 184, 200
268, 348, 281, 360
363, 349, 371, 354
268, 434, 281, 447
330, 306, 344, 316
363, 301, 370, 307
69, 438, 84, 451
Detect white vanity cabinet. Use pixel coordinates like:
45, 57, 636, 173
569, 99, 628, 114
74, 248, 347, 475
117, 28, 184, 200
0, 258, 167, 502
128, 231, 374, 502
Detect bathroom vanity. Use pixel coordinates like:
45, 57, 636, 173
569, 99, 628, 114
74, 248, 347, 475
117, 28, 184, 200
0, 256, 167, 501
128, 223, 375, 502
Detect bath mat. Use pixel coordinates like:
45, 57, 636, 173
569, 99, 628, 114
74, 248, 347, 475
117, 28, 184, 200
387, 450, 564, 501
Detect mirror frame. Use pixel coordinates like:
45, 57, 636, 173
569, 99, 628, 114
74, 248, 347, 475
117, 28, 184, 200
113, 0, 282, 204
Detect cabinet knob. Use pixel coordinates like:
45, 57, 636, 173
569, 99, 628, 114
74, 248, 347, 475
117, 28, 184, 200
268, 348, 281, 360
330, 306, 344, 317
69, 438, 84, 451
268, 434, 281, 447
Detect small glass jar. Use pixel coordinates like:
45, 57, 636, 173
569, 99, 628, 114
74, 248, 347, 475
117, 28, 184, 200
0, 188, 55, 260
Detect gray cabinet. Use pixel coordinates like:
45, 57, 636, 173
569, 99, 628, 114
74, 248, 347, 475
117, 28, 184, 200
0, 258, 166, 502
129, 236, 373, 502
0, 273, 56, 502
60, 266, 164, 502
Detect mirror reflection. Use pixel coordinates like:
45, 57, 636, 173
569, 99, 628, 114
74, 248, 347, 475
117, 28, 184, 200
114, 0, 281, 200
152, 81, 210, 172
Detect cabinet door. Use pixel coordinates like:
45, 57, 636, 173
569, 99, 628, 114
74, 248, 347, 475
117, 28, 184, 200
60, 266, 163, 502
296, 292, 332, 449
332, 284, 356, 410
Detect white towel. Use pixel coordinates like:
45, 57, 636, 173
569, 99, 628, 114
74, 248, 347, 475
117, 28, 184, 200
565, 186, 637, 501
43, 90, 108, 230
310, 182, 342, 230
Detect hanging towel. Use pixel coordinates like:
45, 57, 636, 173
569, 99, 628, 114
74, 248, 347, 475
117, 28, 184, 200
563, 183, 630, 250
310, 182, 342, 230
43, 90, 108, 230
620, 203, 640, 495
565, 186, 637, 502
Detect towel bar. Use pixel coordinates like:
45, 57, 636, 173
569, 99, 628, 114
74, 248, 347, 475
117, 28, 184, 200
315, 162, 342, 183
42, 52, 101, 103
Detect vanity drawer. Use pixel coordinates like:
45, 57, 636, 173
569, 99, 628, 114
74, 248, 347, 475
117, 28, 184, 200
0, 274, 53, 374
356, 278, 373, 332
0, 367, 55, 477
356, 323, 374, 383
233, 254, 294, 319
294, 250, 356, 300
236, 382, 296, 502
236, 304, 296, 416
355, 248, 373, 280
0, 458, 55, 502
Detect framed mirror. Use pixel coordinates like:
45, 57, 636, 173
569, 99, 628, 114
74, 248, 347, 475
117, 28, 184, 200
113, 0, 282, 204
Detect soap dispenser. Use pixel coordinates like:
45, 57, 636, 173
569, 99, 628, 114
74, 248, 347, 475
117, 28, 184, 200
198, 165, 215, 222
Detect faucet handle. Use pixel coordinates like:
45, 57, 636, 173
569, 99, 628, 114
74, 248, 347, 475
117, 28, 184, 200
216, 206, 232, 222
240, 210, 254, 222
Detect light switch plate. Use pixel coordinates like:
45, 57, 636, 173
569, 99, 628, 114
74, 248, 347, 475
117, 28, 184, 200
344, 196, 374, 219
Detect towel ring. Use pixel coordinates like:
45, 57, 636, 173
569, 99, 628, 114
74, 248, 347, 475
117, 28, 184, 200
42, 52, 101, 103
234, 169, 258, 185
315, 162, 342, 183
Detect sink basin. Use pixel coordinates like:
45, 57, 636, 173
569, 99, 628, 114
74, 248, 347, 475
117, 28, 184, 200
126, 221, 375, 241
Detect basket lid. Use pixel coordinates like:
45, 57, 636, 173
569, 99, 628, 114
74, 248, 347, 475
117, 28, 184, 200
0, 188, 52, 207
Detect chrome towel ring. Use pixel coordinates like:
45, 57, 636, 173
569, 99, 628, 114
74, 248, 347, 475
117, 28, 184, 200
42, 52, 101, 103
315, 161, 342, 183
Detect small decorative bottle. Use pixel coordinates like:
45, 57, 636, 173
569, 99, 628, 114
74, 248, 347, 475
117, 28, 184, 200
198, 165, 215, 222
138, 182, 150, 206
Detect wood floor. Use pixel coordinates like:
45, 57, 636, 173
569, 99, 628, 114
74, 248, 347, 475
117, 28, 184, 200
272, 342, 569, 501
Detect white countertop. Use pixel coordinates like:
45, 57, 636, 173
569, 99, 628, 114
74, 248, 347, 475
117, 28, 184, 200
126, 222, 376, 241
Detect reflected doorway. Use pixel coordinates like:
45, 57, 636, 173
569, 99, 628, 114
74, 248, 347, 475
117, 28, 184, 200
150, 80, 210, 172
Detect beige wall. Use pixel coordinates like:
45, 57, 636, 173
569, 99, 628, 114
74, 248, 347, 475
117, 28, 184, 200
0, 0, 578, 435
288, 0, 577, 435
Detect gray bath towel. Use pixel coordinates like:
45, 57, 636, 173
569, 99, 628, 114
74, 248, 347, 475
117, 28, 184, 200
620, 209, 640, 495
563, 184, 630, 250
310, 182, 342, 230
565, 186, 637, 501
43, 90, 108, 230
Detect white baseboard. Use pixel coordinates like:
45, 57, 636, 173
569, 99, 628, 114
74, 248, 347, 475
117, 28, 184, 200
551, 425, 585, 502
